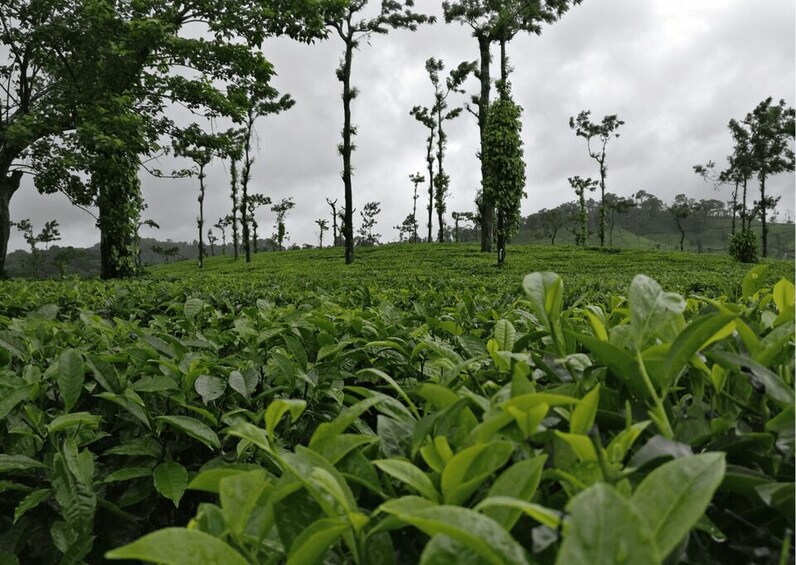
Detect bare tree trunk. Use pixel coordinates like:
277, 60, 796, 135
496, 209, 506, 265
760, 175, 768, 257
198, 164, 205, 268
0, 170, 22, 277
478, 34, 493, 252
341, 40, 355, 264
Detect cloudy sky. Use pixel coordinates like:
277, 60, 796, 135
7, 0, 796, 251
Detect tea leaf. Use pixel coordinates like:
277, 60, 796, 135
557, 483, 659, 565
157, 416, 220, 450
57, 349, 84, 413
631, 453, 726, 557
153, 462, 188, 508
106, 528, 248, 564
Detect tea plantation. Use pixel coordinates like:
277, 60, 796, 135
0, 244, 793, 564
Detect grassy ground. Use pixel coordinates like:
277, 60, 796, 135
148, 242, 794, 300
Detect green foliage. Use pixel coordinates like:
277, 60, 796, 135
0, 248, 793, 563
729, 228, 760, 263
483, 84, 525, 263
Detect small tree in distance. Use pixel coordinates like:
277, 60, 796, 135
408, 172, 424, 243
13, 219, 60, 279
570, 110, 624, 247
568, 176, 597, 246
248, 194, 272, 253
669, 194, 694, 252
271, 197, 295, 250
358, 201, 381, 246
315, 218, 328, 248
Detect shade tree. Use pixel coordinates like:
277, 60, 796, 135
325, 0, 434, 263
443, 0, 584, 252
482, 82, 525, 265
568, 175, 597, 246
409, 105, 437, 242
271, 197, 295, 250
424, 58, 476, 242
358, 201, 382, 246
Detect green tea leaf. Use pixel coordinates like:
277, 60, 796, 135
523, 272, 563, 331
629, 275, 685, 348
570, 385, 600, 435
380, 500, 529, 565
441, 441, 514, 505
264, 398, 306, 443
557, 483, 659, 565
631, 453, 726, 557
105, 528, 248, 564
46, 412, 102, 434
493, 320, 516, 351
57, 349, 84, 413
741, 264, 768, 300
194, 375, 226, 404
13, 488, 50, 524
287, 518, 348, 565
184, 298, 204, 320
660, 313, 736, 392
154, 462, 188, 508
220, 469, 272, 539
0, 385, 35, 421
374, 459, 440, 503
103, 467, 154, 483
0, 454, 48, 473
157, 416, 220, 450
310, 396, 383, 447
481, 456, 547, 530
475, 496, 563, 531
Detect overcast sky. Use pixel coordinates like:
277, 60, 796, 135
8, 0, 796, 251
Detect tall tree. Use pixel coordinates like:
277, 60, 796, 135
409, 105, 436, 242
3, 0, 325, 278
315, 218, 329, 248
568, 175, 597, 246
443, 0, 583, 252
569, 110, 624, 247
541, 207, 563, 244
271, 197, 294, 250
451, 211, 474, 242
693, 160, 741, 235
230, 82, 295, 263
172, 125, 234, 269
605, 193, 635, 246
669, 194, 694, 252
483, 82, 525, 265
228, 141, 243, 260
424, 58, 476, 242
214, 217, 229, 255
745, 97, 795, 257
358, 201, 382, 246
326, 1, 433, 264
207, 228, 217, 256
408, 172, 424, 243
326, 197, 339, 245
248, 193, 272, 253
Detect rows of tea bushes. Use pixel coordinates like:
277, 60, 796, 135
0, 256, 793, 563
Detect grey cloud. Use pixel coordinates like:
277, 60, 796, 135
7, 0, 794, 252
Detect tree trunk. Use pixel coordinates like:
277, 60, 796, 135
0, 170, 22, 277
341, 40, 355, 264
599, 159, 606, 247
231, 157, 239, 260
496, 209, 506, 265
741, 177, 748, 231
198, 165, 205, 268
96, 150, 142, 279
760, 175, 768, 257
500, 38, 507, 83
241, 117, 253, 263
731, 181, 738, 235
477, 34, 493, 253
436, 108, 445, 243
426, 137, 434, 243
